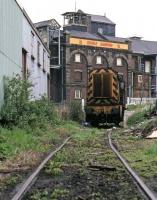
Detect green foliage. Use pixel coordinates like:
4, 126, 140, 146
30, 190, 49, 200
51, 188, 69, 200
0, 75, 60, 129
0, 128, 45, 159
1, 75, 31, 126
45, 160, 63, 176
127, 107, 149, 126
68, 100, 84, 123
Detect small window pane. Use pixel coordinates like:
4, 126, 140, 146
96, 56, 102, 64
75, 90, 81, 99
75, 54, 81, 62
138, 75, 143, 83
117, 58, 122, 66
145, 61, 151, 73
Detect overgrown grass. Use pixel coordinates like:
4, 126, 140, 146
0, 128, 49, 160
113, 129, 157, 178
127, 105, 152, 127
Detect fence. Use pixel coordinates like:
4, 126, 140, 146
127, 97, 157, 105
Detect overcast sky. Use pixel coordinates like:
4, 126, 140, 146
17, 0, 157, 41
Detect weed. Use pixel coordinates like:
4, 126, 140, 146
51, 188, 69, 200
45, 160, 63, 176
30, 190, 49, 200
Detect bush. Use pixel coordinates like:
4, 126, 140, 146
68, 100, 84, 123
0, 75, 60, 129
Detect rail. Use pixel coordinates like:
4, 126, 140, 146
108, 131, 157, 200
11, 137, 71, 200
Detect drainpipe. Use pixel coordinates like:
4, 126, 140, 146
156, 56, 157, 97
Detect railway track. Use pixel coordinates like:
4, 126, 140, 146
9, 129, 157, 200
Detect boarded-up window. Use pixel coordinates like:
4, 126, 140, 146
96, 56, 102, 64
145, 61, 151, 73
75, 70, 82, 81
75, 54, 81, 62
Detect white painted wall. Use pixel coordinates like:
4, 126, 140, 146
0, 0, 22, 106
22, 14, 50, 99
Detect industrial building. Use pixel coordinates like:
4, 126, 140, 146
0, 0, 50, 106
0, 0, 23, 106
35, 10, 157, 104
22, 10, 50, 99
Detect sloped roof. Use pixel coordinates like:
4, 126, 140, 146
101, 35, 128, 43
90, 14, 115, 25
68, 30, 103, 40
130, 39, 157, 55
35, 19, 61, 29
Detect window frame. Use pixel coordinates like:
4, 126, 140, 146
74, 89, 81, 99
96, 56, 102, 64
116, 57, 122, 66
75, 53, 81, 63
145, 61, 151, 73
138, 75, 143, 83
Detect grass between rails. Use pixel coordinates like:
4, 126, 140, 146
27, 127, 142, 200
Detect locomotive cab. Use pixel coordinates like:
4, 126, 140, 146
85, 68, 125, 126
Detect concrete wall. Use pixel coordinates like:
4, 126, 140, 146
0, 0, 22, 105
22, 15, 50, 99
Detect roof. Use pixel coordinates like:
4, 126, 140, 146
68, 30, 103, 41
90, 14, 115, 25
130, 39, 157, 55
35, 19, 61, 29
100, 35, 128, 43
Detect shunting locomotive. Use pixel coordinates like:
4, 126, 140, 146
85, 67, 125, 126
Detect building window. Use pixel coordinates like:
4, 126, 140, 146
43, 49, 46, 71
37, 41, 41, 65
22, 49, 27, 79
138, 75, 143, 83
75, 70, 82, 81
98, 27, 103, 34
75, 54, 81, 63
145, 61, 151, 73
96, 56, 102, 64
31, 31, 34, 56
116, 57, 122, 66
75, 89, 81, 99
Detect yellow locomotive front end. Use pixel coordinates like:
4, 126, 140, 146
85, 68, 125, 126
